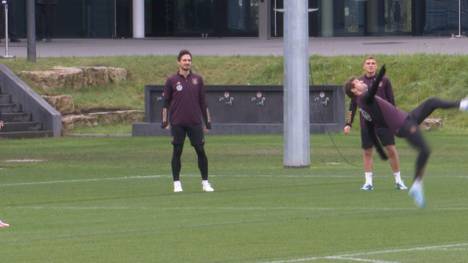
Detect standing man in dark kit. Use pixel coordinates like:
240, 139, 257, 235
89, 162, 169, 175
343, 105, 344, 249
161, 49, 214, 193
36, 0, 57, 42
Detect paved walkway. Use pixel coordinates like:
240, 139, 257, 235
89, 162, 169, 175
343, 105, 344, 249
2, 36, 468, 58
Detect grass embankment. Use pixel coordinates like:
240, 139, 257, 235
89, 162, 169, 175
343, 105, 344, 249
2, 54, 468, 132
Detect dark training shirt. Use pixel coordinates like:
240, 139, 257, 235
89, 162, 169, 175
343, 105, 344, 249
348, 75, 395, 129
357, 95, 408, 135
163, 71, 208, 126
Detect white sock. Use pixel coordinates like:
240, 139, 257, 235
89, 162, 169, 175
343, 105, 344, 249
365, 172, 373, 185
393, 171, 403, 184
202, 180, 209, 185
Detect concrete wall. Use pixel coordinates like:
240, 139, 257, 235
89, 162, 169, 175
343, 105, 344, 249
0, 65, 62, 137
133, 85, 344, 136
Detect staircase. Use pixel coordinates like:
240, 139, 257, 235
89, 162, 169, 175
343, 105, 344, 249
0, 88, 53, 138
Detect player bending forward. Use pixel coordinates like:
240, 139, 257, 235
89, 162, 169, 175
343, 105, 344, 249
344, 65, 468, 207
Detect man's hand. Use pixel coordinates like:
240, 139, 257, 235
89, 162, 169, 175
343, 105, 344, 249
161, 108, 169, 129
0, 121, 4, 130
343, 125, 351, 135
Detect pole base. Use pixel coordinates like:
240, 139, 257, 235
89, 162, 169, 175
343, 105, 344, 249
0, 54, 15, 59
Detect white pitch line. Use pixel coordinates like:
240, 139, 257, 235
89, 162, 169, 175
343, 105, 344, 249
433, 247, 468, 251
259, 243, 468, 263
1, 173, 468, 188
0, 175, 164, 187
337, 242, 468, 257
0, 174, 358, 188
3, 206, 414, 211
325, 256, 399, 263
7, 205, 468, 213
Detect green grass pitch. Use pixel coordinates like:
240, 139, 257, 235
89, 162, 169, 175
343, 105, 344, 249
1, 132, 468, 262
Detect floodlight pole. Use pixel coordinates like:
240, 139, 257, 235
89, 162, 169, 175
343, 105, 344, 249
283, 0, 310, 167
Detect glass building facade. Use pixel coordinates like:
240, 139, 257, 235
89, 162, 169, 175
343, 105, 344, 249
6, 0, 468, 38
147, 0, 258, 37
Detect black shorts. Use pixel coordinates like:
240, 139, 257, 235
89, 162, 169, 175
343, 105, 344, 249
170, 124, 205, 146
361, 127, 395, 149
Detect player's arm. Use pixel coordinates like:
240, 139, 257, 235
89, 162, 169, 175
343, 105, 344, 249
0, 120, 4, 130
199, 78, 211, 130
203, 108, 211, 130
365, 64, 386, 104
344, 98, 357, 135
385, 78, 396, 106
161, 80, 172, 129
366, 120, 388, 161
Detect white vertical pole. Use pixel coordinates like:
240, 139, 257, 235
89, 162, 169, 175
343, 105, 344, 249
1, 0, 14, 59
274, 0, 277, 36
283, 0, 310, 167
458, 0, 462, 37
133, 0, 145, 38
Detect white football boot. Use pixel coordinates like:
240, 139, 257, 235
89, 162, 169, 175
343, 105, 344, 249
0, 220, 10, 228
395, 181, 408, 190
409, 181, 425, 208
202, 180, 214, 192
173, 181, 183, 193
360, 183, 374, 191
460, 97, 468, 111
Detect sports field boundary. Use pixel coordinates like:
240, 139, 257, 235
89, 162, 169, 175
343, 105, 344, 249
259, 242, 468, 263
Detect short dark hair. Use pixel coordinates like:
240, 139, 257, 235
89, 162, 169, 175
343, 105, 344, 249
344, 77, 358, 98
177, 49, 192, 61
362, 55, 377, 65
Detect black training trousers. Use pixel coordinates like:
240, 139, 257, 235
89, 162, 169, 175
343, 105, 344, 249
397, 98, 459, 181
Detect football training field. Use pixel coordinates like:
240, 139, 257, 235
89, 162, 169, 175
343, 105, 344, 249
1, 133, 468, 262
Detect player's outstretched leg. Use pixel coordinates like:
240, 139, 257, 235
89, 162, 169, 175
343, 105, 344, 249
400, 122, 430, 207
409, 180, 425, 208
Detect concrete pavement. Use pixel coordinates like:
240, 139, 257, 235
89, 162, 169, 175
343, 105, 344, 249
2, 36, 468, 58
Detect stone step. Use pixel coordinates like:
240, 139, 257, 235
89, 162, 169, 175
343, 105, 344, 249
0, 103, 21, 113
1, 112, 31, 122
0, 94, 11, 103
0, 130, 53, 139
2, 122, 43, 132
